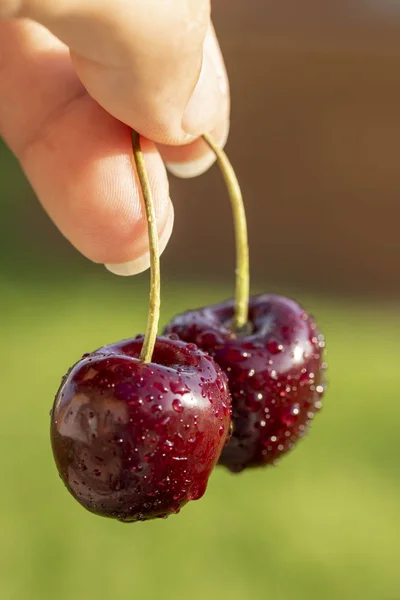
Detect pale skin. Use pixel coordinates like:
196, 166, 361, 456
0, 0, 230, 275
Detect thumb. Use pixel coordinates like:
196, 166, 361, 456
1, 0, 226, 145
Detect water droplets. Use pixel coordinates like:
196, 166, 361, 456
154, 381, 168, 394
267, 340, 284, 355
243, 391, 263, 412
281, 404, 300, 427
161, 439, 174, 453
196, 331, 223, 347
170, 502, 181, 515
172, 456, 188, 462
154, 416, 170, 434
215, 378, 226, 393
187, 481, 207, 501
169, 380, 190, 395
172, 399, 184, 413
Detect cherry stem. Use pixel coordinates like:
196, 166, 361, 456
132, 131, 160, 363
202, 133, 250, 330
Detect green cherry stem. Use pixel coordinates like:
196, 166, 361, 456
202, 133, 250, 330
132, 130, 160, 363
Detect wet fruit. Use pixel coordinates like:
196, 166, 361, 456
164, 294, 326, 472
50, 335, 232, 522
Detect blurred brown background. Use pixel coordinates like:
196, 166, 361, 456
1, 0, 400, 296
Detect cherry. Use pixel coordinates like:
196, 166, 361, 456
164, 294, 326, 472
50, 335, 231, 521
49, 132, 233, 523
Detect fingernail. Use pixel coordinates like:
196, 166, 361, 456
182, 52, 221, 137
166, 124, 229, 179
182, 22, 227, 138
104, 205, 174, 276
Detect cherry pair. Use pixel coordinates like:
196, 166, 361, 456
50, 132, 326, 523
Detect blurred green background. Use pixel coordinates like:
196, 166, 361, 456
1, 2, 400, 600
1, 279, 399, 600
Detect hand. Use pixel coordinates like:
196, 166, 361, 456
0, 0, 230, 275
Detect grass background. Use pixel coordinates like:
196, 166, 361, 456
0, 277, 399, 600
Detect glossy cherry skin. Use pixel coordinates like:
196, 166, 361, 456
164, 294, 326, 472
50, 336, 232, 522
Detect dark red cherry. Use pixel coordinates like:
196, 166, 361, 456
50, 336, 232, 522
164, 294, 326, 472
